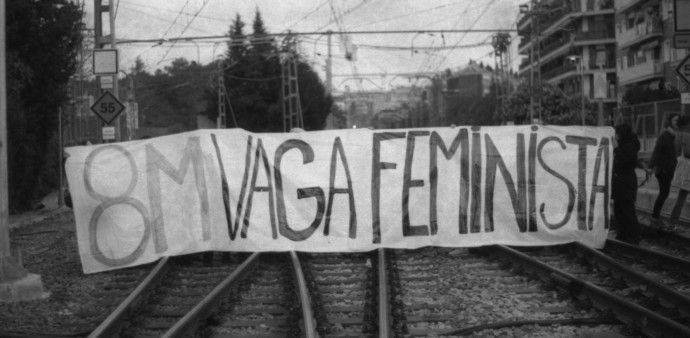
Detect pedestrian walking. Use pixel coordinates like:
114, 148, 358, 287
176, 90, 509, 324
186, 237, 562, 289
612, 123, 641, 244
648, 113, 679, 225
669, 115, 690, 227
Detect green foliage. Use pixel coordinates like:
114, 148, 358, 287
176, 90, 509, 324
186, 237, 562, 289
132, 57, 214, 131
203, 11, 332, 132
6, 0, 83, 212
621, 84, 679, 106
505, 82, 594, 125
445, 82, 499, 126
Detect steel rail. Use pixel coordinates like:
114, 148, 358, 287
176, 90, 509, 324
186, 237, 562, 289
488, 245, 690, 337
604, 238, 690, 278
89, 257, 172, 338
161, 252, 261, 338
378, 248, 391, 338
573, 240, 690, 314
290, 251, 318, 338
640, 223, 690, 246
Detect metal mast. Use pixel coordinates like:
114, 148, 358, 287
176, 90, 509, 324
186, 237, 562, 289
281, 35, 303, 132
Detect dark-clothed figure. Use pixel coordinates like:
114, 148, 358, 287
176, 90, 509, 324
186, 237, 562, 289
612, 123, 641, 244
648, 113, 679, 224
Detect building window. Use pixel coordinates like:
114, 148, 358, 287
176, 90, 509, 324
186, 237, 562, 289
596, 50, 607, 67
627, 52, 635, 67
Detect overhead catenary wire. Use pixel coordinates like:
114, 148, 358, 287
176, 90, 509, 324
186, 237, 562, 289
117, 28, 516, 45
412, 0, 475, 75
112, 2, 517, 91
283, 0, 330, 32
350, 0, 476, 30
116, 2, 217, 35
429, 0, 501, 72
156, 0, 212, 65
119, 0, 229, 25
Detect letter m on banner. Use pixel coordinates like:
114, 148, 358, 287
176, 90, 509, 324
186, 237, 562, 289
146, 137, 211, 252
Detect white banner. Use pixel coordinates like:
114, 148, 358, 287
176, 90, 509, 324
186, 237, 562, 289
65, 126, 614, 273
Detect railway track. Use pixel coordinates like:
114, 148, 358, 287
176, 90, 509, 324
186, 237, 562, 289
9, 238, 690, 337
90, 252, 255, 338
300, 252, 379, 337
388, 247, 628, 337
507, 243, 690, 336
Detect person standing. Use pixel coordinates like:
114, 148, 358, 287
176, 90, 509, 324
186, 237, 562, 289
669, 115, 690, 227
612, 123, 641, 244
648, 113, 679, 225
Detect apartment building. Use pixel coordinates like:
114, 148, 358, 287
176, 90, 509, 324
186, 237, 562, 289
616, 0, 689, 98
517, 0, 618, 122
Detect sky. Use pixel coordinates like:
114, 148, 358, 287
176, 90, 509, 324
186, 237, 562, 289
82, 0, 523, 92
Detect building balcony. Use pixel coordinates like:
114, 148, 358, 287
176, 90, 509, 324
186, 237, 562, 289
539, 1, 581, 32
518, 35, 532, 51
540, 35, 573, 56
542, 63, 577, 80
616, 0, 656, 15
518, 13, 532, 30
519, 57, 532, 71
618, 22, 663, 49
574, 29, 616, 41
585, 0, 614, 11
545, 60, 616, 84
618, 60, 663, 86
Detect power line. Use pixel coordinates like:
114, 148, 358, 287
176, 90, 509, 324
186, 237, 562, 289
157, 0, 212, 65
283, 0, 330, 32
119, 0, 229, 24
429, 0, 500, 72
350, 0, 467, 27
116, 2, 217, 35
414, 0, 474, 75
117, 28, 517, 44
317, 0, 372, 32
159, 0, 193, 40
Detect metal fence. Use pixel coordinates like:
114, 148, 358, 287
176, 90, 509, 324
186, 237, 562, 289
615, 99, 689, 161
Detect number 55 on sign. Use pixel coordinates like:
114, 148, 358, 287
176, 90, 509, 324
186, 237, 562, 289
90, 91, 125, 125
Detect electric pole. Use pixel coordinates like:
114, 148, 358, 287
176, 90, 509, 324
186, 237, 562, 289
94, 0, 120, 142
217, 59, 226, 129
492, 33, 511, 123
282, 34, 303, 132
326, 30, 332, 94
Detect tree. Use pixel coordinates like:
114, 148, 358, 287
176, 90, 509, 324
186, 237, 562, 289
6, 0, 83, 212
203, 10, 332, 132
130, 57, 215, 132
622, 83, 680, 106
505, 82, 594, 125
445, 81, 499, 126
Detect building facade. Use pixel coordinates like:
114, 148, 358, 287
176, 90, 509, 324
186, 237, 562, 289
518, 0, 618, 123
615, 0, 690, 98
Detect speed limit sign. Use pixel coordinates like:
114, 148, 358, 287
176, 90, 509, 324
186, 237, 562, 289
90, 91, 125, 125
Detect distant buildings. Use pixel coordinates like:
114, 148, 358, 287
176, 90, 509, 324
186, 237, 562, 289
517, 0, 618, 122
516, 0, 690, 124
332, 82, 445, 129
615, 0, 689, 95
331, 62, 517, 129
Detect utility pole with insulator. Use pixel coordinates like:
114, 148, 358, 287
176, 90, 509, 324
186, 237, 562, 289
281, 34, 303, 132
93, 0, 121, 142
217, 59, 226, 129
492, 32, 511, 123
